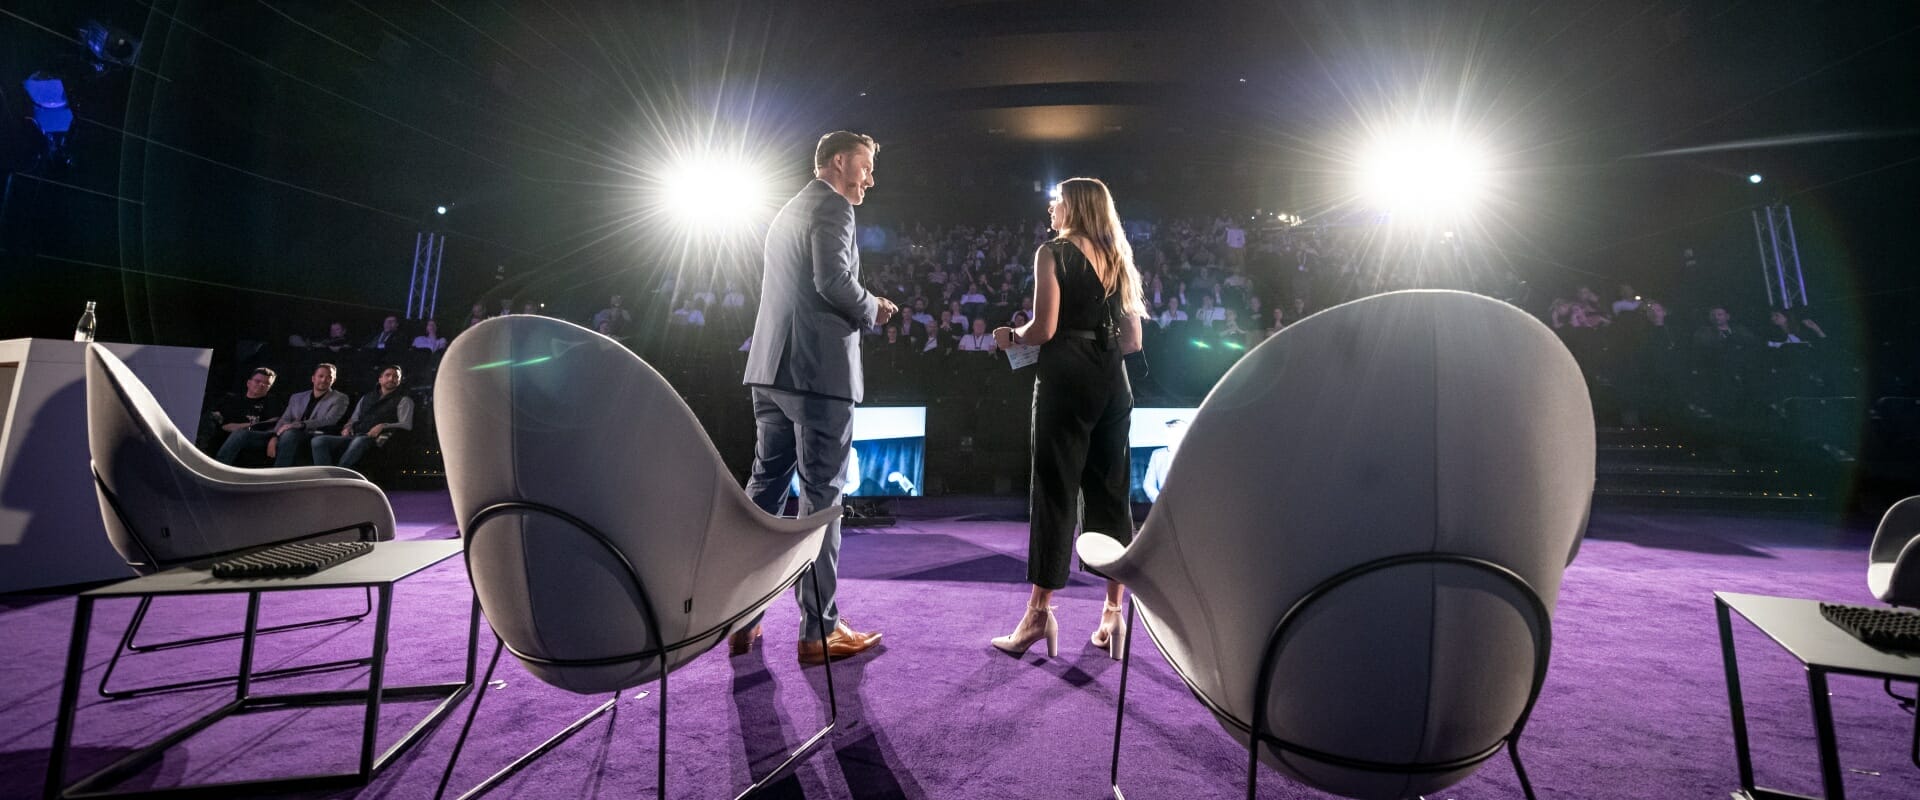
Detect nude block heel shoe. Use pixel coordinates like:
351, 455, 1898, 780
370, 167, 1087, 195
992, 603, 1059, 657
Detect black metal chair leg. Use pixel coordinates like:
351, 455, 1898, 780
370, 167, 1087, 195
656, 647, 668, 800
1109, 599, 1135, 800
439, 560, 837, 800
1245, 703, 1261, 800
436, 638, 500, 800
442, 637, 619, 800
1509, 739, 1538, 800
733, 561, 840, 800
98, 588, 376, 699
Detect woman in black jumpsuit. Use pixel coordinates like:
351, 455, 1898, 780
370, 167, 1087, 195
991, 177, 1145, 659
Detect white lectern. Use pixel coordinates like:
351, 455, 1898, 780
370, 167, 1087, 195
0, 339, 212, 592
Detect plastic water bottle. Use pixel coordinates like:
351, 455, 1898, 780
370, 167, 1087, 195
73, 301, 96, 343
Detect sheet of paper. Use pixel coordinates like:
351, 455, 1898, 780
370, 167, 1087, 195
1005, 344, 1040, 370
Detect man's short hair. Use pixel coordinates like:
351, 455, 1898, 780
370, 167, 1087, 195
814, 131, 877, 170
315, 363, 339, 376
378, 364, 403, 378
250, 367, 276, 382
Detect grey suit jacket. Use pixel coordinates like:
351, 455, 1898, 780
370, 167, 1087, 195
279, 389, 349, 433
743, 179, 878, 402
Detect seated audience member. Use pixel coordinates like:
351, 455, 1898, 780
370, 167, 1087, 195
495, 299, 514, 318
591, 294, 632, 335
411, 319, 448, 353
311, 365, 414, 470
960, 281, 988, 315
946, 300, 970, 331
1621, 301, 1683, 424
720, 281, 748, 309
670, 299, 706, 327
1567, 305, 1610, 329
1764, 309, 1827, 348
924, 314, 958, 354
364, 314, 403, 351
909, 297, 935, 328
1574, 285, 1605, 314
1193, 294, 1226, 327
463, 303, 488, 332
314, 321, 352, 352
1266, 306, 1287, 337
1611, 283, 1642, 315
958, 318, 996, 352
1157, 297, 1189, 329
198, 368, 282, 453
217, 363, 347, 466
1693, 306, 1757, 352
520, 301, 540, 315
1218, 309, 1248, 342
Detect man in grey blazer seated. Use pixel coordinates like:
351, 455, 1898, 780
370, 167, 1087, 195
736, 131, 896, 664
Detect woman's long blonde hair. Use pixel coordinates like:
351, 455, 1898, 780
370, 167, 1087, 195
1056, 177, 1147, 318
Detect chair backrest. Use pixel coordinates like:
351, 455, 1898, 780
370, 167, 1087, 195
1869, 495, 1920, 605
1127, 290, 1593, 799
86, 345, 236, 571
437, 316, 796, 694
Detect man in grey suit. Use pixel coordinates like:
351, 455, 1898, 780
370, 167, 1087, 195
736, 131, 896, 664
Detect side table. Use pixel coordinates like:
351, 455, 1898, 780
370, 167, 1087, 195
45, 539, 476, 799
1716, 591, 1920, 800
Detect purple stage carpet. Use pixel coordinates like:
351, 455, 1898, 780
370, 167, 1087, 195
4, 492, 1917, 798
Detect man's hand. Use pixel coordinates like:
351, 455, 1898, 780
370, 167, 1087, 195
342, 424, 355, 437
874, 296, 898, 327
266, 438, 278, 459
222, 422, 247, 432
366, 424, 384, 438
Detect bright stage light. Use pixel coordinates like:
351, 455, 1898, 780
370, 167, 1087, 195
657, 153, 770, 233
1748, 173, 1763, 184
1356, 131, 1492, 219
435, 205, 447, 215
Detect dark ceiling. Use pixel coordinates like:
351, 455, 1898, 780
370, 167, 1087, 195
2, 0, 1916, 332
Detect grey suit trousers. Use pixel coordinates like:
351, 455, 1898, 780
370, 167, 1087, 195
743, 385, 852, 640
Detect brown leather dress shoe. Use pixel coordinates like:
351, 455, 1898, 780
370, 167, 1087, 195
797, 620, 882, 665
727, 623, 762, 657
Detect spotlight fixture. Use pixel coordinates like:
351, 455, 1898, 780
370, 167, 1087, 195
1747, 173, 1763, 184
78, 21, 140, 69
435, 205, 448, 215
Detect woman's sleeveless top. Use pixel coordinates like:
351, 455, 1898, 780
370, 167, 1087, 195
1050, 239, 1120, 338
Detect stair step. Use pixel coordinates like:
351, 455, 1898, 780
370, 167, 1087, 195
1596, 464, 1782, 477
1594, 487, 1821, 499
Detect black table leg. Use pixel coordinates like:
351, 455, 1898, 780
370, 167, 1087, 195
1719, 597, 1761, 795
1806, 668, 1845, 800
359, 585, 394, 778
44, 597, 94, 800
